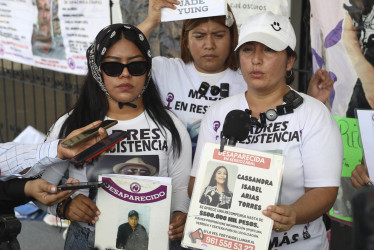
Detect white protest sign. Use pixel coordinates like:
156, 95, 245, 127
182, 143, 284, 250
161, 0, 227, 22
356, 110, 374, 180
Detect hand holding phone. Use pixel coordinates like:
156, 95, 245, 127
57, 181, 108, 191
61, 120, 118, 148
70, 130, 127, 167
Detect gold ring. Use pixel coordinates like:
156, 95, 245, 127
276, 227, 281, 231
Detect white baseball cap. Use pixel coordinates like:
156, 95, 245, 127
235, 11, 296, 52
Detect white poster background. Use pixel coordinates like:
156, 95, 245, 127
356, 110, 374, 179
182, 143, 284, 250
227, 0, 290, 27
0, 0, 110, 75
161, 0, 226, 22
0, 0, 35, 65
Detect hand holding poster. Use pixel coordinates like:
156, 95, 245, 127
182, 143, 284, 250
161, 0, 226, 22
95, 174, 172, 250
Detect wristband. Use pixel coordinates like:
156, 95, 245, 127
62, 197, 73, 220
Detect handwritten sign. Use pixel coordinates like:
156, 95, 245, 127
161, 0, 226, 22
333, 116, 363, 177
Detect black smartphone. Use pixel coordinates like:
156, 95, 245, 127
69, 130, 127, 167
352, 187, 374, 250
57, 181, 107, 191
61, 120, 118, 148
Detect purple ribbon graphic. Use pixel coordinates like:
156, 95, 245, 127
102, 177, 167, 203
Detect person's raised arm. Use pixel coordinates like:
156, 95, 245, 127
307, 69, 334, 103
137, 0, 179, 37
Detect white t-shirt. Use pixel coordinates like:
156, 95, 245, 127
38, 110, 192, 230
191, 91, 343, 250
152, 57, 246, 152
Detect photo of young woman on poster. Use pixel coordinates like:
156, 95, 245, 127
199, 166, 233, 209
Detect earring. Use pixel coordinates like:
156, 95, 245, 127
286, 70, 293, 78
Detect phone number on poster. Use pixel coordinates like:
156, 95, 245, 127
203, 235, 255, 250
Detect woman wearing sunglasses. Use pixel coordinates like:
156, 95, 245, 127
138, 0, 334, 157
36, 24, 192, 249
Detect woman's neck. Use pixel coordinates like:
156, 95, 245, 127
106, 97, 145, 120
245, 85, 290, 119
216, 184, 225, 194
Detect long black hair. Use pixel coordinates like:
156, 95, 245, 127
208, 166, 230, 193
58, 24, 182, 157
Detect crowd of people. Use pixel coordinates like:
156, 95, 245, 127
1, 0, 372, 249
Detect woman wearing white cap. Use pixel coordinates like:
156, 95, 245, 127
138, 0, 335, 157
189, 11, 343, 249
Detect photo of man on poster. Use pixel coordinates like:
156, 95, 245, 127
31, 0, 66, 59
116, 210, 149, 250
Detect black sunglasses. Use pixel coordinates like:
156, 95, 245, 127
120, 168, 151, 176
101, 61, 149, 77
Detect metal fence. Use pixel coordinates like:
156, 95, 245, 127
0, 1, 313, 142
0, 59, 83, 142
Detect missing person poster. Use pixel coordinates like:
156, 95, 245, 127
182, 143, 284, 250
95, 174, 172, 250
161, 0, 226, 22
0, 0, 110, 74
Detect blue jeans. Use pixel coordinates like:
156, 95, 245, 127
64, 222, 94, 250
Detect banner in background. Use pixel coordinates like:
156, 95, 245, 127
310, 0, 374, 222
118, 0, 290, 58
228, 0, 289, 27
0, 0, 110, 75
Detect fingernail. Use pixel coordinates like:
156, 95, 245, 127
96, 211, 101, 215
51, 187, 56, 193
92, 220, 96, 224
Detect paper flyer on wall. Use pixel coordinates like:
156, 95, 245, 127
161, 0, 226, 22
356, 109, 374, 180
0, 0, 110, 74
182, 142, 284, 250
95, 174, 172, 250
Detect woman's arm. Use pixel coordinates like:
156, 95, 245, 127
167, 113, 192, 240
137, 0, 179, 37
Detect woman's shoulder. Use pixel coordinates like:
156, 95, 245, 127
152, 56, 185, 69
